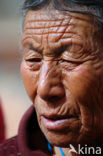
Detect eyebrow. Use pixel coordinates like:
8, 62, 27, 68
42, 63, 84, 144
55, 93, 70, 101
53, 45, 68, 55
29, 44, 42, 54
29, 44, 68, 55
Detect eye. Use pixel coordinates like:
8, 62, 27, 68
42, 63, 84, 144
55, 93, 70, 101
25, 56, 42, 71
59, 56, 82, 69
26, 57, 41, 62
60, 58, 78, 64
24, 45, 42, 63
59, 59, 82, 71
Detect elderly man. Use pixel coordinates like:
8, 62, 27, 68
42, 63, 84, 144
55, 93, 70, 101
0, 0, 103, 155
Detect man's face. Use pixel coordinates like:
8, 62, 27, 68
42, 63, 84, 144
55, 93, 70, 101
21, 8, 103, 146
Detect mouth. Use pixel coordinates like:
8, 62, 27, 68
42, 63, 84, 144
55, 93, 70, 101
41, 114, 78, 131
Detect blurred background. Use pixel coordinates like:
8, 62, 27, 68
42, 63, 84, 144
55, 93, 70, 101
0, 0, 31, 139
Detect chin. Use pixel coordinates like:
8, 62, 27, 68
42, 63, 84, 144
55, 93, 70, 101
42, 126, 100, 148
39, 118, 82, 147
42, 127, 80, 147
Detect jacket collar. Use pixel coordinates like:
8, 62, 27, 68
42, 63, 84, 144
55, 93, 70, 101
17, 106, 50, 156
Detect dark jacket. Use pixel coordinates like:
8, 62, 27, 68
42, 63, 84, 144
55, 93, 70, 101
0, 106, 50, 156
0, 99, 5, 142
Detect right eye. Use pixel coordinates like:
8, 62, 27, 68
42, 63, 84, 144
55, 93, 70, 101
26, 57, 42, 62
25, 55, 42, 71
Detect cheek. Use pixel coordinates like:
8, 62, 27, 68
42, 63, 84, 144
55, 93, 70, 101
63, 64, 103, 133
21, 62, 38, 102
63, 64, 95, 101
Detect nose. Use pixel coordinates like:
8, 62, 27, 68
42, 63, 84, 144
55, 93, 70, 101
37, 61, 65, 102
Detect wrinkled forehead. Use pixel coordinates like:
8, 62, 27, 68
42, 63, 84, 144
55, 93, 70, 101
23, 9, 97, 44
24, 7, 94, 29
22, 8, 100, 52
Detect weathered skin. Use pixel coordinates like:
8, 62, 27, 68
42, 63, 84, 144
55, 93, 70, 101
21, 6, 103, 155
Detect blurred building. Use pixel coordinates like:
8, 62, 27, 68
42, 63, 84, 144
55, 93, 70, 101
0, 0, 23, 62
0, 0, 31, 139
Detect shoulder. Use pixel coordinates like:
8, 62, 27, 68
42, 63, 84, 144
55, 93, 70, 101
0, 136, 20, 156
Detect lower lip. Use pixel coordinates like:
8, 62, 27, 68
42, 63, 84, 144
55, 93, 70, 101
41, 116, 77, 131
